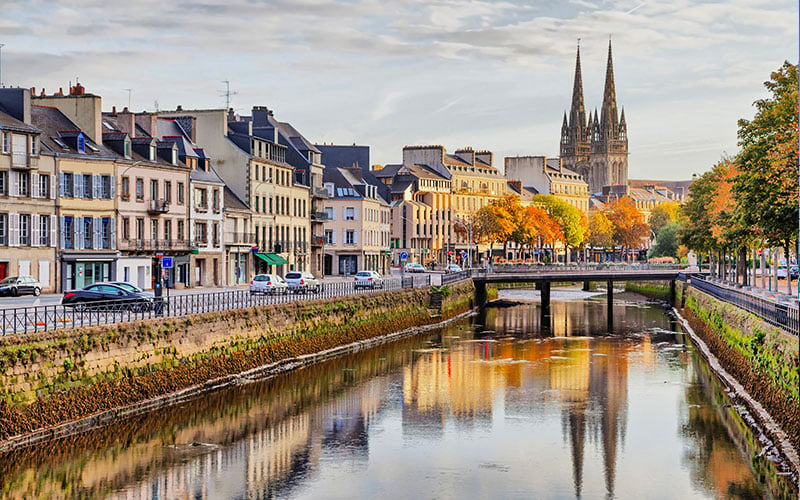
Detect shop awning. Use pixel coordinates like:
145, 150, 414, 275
255, 253, 288, 265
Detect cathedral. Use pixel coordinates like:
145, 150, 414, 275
559, 41, 628, 194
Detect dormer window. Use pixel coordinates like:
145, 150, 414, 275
77, 134, 85, 154
149, 143, 156, 161
171, 148, 177, 165
124, 138, 131, 158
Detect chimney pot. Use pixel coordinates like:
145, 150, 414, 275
177, 105, 183, 111
30, 87, 35, 96
122, 106, 129, 113
112, 105, 117, 114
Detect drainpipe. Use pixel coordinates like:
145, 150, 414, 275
53, 152, 61, 293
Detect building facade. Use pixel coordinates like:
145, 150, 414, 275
504, 156, 590, 213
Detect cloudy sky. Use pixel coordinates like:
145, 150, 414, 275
1, 0, 796, 179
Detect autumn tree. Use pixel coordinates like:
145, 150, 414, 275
648, 201, 681, 237
603, 196, 649, 261
588, 211, 614, 249
533, 195, 588, 263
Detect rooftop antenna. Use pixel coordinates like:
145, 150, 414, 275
221, 80, 238, 109
0, 43, 5, 87
124, 88, 132, 109
154, 100, 159, 112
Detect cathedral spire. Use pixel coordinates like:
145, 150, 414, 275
600, 39, 619, 135
569, 41, 586, 134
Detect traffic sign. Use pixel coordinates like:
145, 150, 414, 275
399, 251, 408, 260
161, 256, 173, 269
461, 251, 468, 259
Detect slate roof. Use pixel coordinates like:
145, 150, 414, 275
0, 104, 40, 133
31, 105, 115, 158
224, 185, 250, 211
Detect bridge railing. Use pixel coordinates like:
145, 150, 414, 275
441, 269, 473, 285
479, 263, 685, 273
688, 274, 798, 335
0, 275, 433, 336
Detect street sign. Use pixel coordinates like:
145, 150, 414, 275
161, 256, 173, 269
399, 251, 408, 260
461, 251, 467, 259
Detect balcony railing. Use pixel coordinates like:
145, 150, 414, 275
225, 232, 255, 245
194, 203, 208, 213
148, 199, 170, 214
118, 239, 190, 251
310, 212, 329, 221
11, 155, 38, 170
311, 235, 325, 247
312, 187, 330, 199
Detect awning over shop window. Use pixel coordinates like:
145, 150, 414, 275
255, 253, 288, 265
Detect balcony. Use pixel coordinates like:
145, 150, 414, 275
194, 203, 208, 213
148, 198, 170, 214
310, 212, 329, 221
11, 155, 38, 170
118, 239, 190, 251
225, 232, 255, 245
311, 235, 325, 247
312, 187, 330, 199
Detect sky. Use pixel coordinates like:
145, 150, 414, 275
0, 0, 796, 180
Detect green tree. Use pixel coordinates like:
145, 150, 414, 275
588, 211, 614, 249
649, 222, 679, 258
648, 201, 681, 237
533, 195, 588, 263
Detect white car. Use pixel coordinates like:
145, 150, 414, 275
445, 264, 463, 273
354, 270, 384, 289
404, 263, 426, 273
250, 274, 288, 295
284, 271, 322, 294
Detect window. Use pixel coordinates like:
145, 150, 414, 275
136, 218, 144, 240
177, 220, 185, 241
325, 230, 334, 245
195, 187, 208, 210
122, 177, 130, 199
18, 172, 30, 197
213, 223, 219, 246
0, 171, 6, 195
82, 174, 92, 199
0, 213, 6, 245
122, 217, 130, 240
324, 207, 333, 220
19, 214, 30, 246
151, 219, 159, 241
101, 218, 111, 249
165, 181, 172, 203
12, 134, 26, 166
101, 176, 112, 198
83, 217, 93, 248
171, 149, 177, 165
212, 189, 220, 212
77, 134, 85, 154
345, 207, 355, 220
177, 182, 185, 204
30, 136, 39, 157
195, 222, 208, 244
345, 230, 355, 245
150, 179, 158, 200
63, 217, 74, 249
136, 178, 144, 201
38, 174, 49, 198
1, 132, 9, 154
39, 215, 50, 246
164, 220, 172, 242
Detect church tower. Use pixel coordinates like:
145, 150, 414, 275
560, 43, 591, 180
560, 40, 628, 194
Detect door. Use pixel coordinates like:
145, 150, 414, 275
0, 262, 7, 280
18, 259, 30, 277
75, 262, 86, 289
38, 260, 50, 288
213, 258, 219, 286
195, 259, 203, 286
137, 266, 146, 289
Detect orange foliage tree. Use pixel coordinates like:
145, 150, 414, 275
603, 196, 650, 261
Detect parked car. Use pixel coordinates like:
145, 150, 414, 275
404, 263, 426, 273
61, 282, 154, 310
777, 266, 799, 279
284, 271, 322, 294
0, 276, 42, 297
354, 270, 384, 289
445, 264, 463, 274
250, 274, 288, 295
108, 281, 155, 298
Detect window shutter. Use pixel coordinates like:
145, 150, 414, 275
59, 217, 66, 249
93, 217, 101, 249
353, 207, 359, 221
31, 174, 40, 198
50, 175, 56, 199
109, 219, 116, 249
31, 215, 40, 247
110, 175, 115, 199
331, 207, 336, 221
9, 214, 19, 246
59, 173, 66, 197
353, 230, 358, 245
93, 175, 100, 199
74, 219, 83, 250
50, 215, 57, 247
331, 230, 336, 245
10, 171, 18, 197
75, 177, 83, 199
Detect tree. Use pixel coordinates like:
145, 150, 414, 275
649, 222, 679, 258
648, 201, 681, 237
588, 211, 614, 249
603, 196, 649, 261
734, 61, 798, 292
533, 195, 588, 262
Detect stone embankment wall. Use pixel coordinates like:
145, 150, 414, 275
626, 281, 799, 455
0, 281, 475, 443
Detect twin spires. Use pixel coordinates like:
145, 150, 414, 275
569, 43, 586, 135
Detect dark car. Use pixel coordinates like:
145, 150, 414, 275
61, 282, 154, 311
0, 276, 42, 297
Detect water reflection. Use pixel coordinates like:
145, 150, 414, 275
0, 291, 790, 499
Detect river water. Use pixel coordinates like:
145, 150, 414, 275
0, 288, 794, 499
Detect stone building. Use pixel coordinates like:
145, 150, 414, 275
560, 41, 628, 194
504, 155, 590, 213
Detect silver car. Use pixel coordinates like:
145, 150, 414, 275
354, 270, 384, 289
0, 276, 42, 296
250, 274, 288, 295
284, 271, 322, 294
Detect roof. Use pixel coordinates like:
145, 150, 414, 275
31, 105, 115, 158
224, 185, 250, 211
276, 121, 321, 154
190, 165, 225, 184
0, 104, 40, 134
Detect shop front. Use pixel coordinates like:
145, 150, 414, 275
254, 252, 289, 276
60, 251, 118, 292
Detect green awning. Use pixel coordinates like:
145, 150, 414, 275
255, 253, 288, 265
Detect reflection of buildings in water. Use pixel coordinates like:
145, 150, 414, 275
246, 414, 313, 500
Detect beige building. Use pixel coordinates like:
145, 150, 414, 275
0, 89, 57, 290
223, 187, 253, 285
504, 156, 590, 214
321, 167, 391, 275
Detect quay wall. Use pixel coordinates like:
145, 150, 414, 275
0, 281, 475, 444
626, 281, 799, 456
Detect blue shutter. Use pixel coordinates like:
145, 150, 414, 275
59, 217, 66, 249
109, 218, 116, 249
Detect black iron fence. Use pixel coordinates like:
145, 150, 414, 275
688, 274, 798, 335
441, 269, 473, 285
482, 263, 685, 273
0, 275, 432, 336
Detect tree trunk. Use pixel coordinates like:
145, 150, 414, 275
738, 246, 747, 286
785, 244, 792, 295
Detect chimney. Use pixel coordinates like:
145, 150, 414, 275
40, 88, 45, 96
135, 112, 158, 138
117, 107, 136, 138
475, 150, 493, 167
56, 88, 64, 96
32, 85, 104, 144
455, 147, 475, 166
112, 105, 116, 114
30, 87, 35, 97
176, 105, 183, 111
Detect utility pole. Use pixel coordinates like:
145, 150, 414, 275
0, 43, 5, 87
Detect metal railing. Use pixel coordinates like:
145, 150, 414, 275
225, 232, 256, 245
441, 269, 473, 285
688, 274, 798, 335
0, 275, 433, 336
118, 239, 191, 251
485, 263, 685, 273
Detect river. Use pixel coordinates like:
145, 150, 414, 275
0, 287, 793, 499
